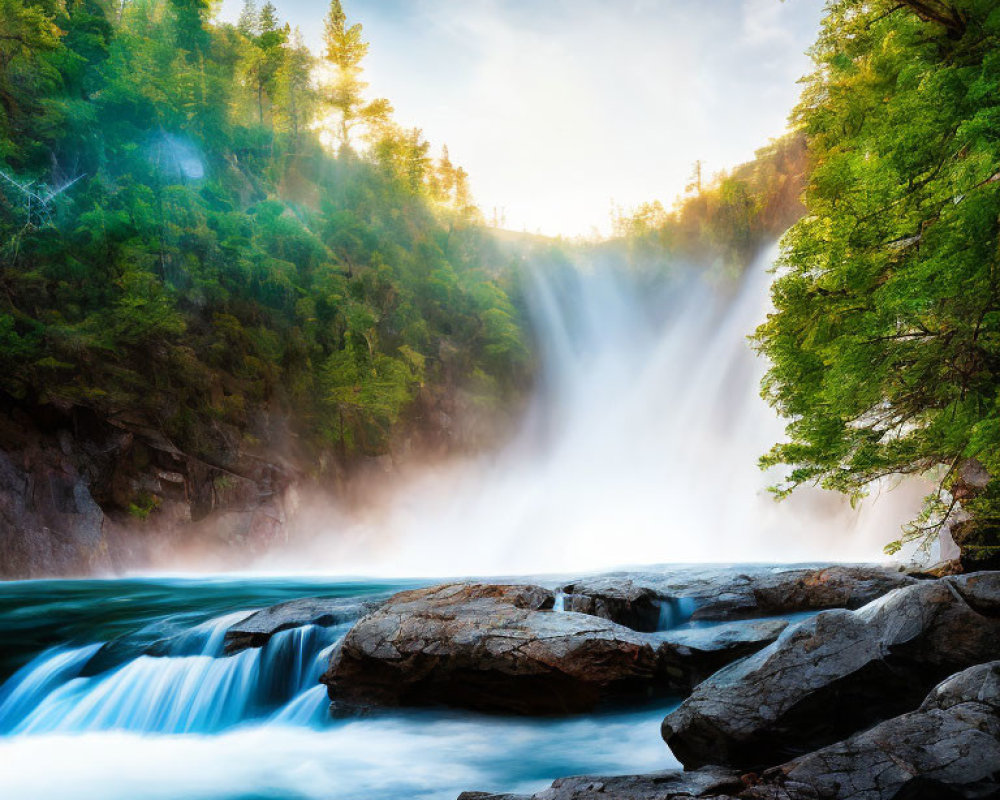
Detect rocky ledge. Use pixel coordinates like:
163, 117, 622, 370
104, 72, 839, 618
559, 564, 914, 626
662, 572, 1000, 769
453, 572, 1000, 800
318, 565, 912, 715
321, 583, 798, 714
462, 661, 1000, 800
223, 595, 389, 653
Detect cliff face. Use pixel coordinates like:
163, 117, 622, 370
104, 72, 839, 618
0, 399, 297, 578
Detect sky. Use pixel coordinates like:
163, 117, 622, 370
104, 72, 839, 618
217, 0, 825, 238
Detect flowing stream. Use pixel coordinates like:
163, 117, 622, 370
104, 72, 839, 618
0, 578, 680, 800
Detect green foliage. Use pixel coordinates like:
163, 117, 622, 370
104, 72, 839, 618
612, 134, 808, 271
752, 0, 1000, 556
0, 0, 528, 465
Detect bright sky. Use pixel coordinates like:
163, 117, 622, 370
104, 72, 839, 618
217, 0, 824, 237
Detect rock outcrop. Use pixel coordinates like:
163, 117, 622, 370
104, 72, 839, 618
459, 662, 1000, 800
742, 661, 1000, 800
321, 582, 801, 714
322, 583, 662, 714
0, 397, 297, 577
661, 572, 1000, 770
560, 565, 915, 625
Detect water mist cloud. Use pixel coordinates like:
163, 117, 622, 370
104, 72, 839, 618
261, 246, 925, 578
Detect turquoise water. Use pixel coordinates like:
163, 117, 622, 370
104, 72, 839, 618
0, 577, 681, 800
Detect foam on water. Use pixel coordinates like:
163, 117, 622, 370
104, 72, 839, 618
0, 707, 678, 800
0, 611, 346, 736
0, 580, 681, 800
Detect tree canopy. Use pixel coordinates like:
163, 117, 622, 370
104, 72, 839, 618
0, 0, 529, 484
753, 0, 1000, 563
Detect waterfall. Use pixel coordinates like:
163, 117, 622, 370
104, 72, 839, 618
285, 245, 924, 576
0, 613, 345, 736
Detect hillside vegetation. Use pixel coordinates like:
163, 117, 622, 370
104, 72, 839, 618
0, 0, 529, 474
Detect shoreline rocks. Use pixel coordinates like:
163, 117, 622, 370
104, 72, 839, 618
318, 568, 913, 715
558, 565, 915, 624
661, 572, 1000, 770
458, 662, 1000, 800
321, 583, 670, 714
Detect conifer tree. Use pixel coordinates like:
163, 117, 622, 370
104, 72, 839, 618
320, 0, 391, 149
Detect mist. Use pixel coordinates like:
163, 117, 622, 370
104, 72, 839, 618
258, 245, 926, 578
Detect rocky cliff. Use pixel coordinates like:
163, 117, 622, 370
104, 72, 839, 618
0, 396, 297, 577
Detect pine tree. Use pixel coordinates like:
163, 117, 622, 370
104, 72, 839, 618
320, 0, 391, 149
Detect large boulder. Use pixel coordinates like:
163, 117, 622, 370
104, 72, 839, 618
661, 573, 1000, 770
321, 583, 790, 714
456, 664, 1000, 800
742, 661, 1000, 800
321, 583, 664, 714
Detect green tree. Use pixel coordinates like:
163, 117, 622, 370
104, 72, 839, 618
753, 0, 1000, 564
320, 0, 391, 149
272, 27, 315, 142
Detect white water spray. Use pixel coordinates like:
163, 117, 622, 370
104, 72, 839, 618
283, 245, 923, 576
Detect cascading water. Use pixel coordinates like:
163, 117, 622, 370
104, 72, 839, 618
2, 619, 341, 735
0, 579, 681, 800
278, 245, 924, 576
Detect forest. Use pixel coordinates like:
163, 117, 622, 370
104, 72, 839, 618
0, 0, 998, 568
0, 0, 529, 479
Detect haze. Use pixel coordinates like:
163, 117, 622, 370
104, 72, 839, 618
217, 0, 824, 237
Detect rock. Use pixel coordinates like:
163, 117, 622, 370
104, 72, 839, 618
322, 583, 791, 714
558, 578, 666, 632
560, 565, 914, 626
661, 573, 1000, 770
322, 582, 665, 714
458, 664, 1000, 800
0, 446, 112, 579
742, 661, 1000, 800
0, 397, 300, 578
456, 766, 744, 800
656, 619, 789, 690
224, 595, 388, 653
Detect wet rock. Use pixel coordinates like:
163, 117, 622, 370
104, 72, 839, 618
458, 663, 1000, 800
322, 582, 668, 714
656, 619, 790, 690
742, 661, 1000, 800
456, 766, 744, 800
224, 595, 388, 653
661, 573, 1000, 770
558, 578, 666, 632
560, 565, 913, 625
322, 583, 790, 714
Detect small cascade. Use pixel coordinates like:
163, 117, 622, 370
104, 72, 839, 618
271, 685, 331, 727
655, 597, 698, 631
0, 612, 347, 736
0, 644, 102, 734
552, 590, 566, 612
